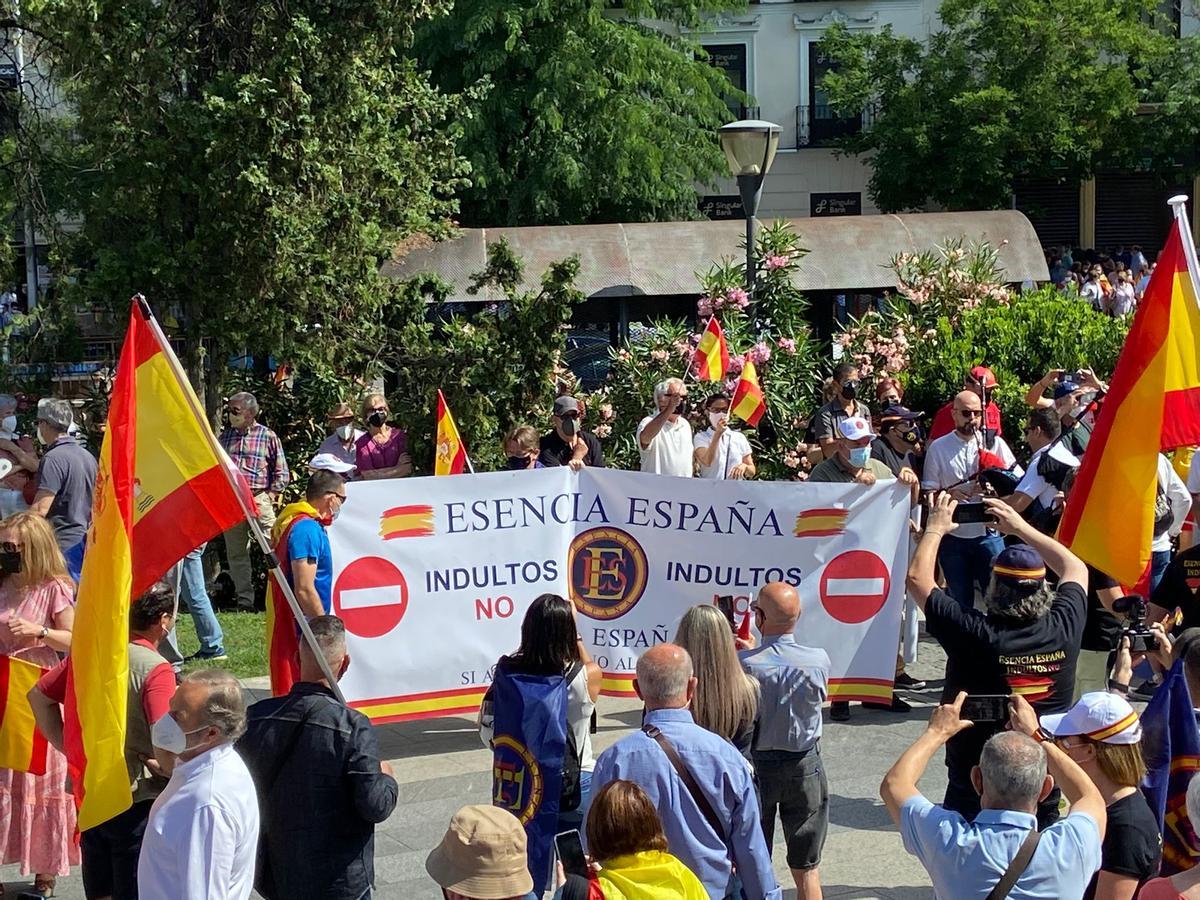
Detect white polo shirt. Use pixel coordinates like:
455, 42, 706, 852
637, 415, 694, 477
138, 743, 260, 900
694, 427, 752, 479
921, 430, 1019, 539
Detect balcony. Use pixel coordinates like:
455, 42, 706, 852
795, 104, 875, 148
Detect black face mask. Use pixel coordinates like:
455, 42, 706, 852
367, 410, 387, 428
506, 455, 531, 470
897, 427, 920, 445
841, 380, 859, 401
0, 550, 21, 576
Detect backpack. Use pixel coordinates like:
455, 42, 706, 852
1154, 478, 1173, 538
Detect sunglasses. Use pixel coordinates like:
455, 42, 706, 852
327, 492, 348, 503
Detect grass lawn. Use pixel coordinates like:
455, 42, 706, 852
173, 610, 268, 680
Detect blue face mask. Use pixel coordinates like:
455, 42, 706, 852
848, 446, 871, 469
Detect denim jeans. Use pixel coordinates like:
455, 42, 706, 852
1152, 548, 1172, 592
179, 544, 224, 655
937, 533, 1005, 609
65, 538, 85, 584
556, 768, 593, 832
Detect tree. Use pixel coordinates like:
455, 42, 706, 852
818, 0, 1172, 212
25, 0, 471, 417
416, 0, 741, 227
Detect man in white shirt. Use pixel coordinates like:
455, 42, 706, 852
1004, 408, 1078, 530
921, 390, 1019, 608
138, 669, 260, 900
694, 393, 755, 480
637, 378, 694, 477
314, 402, 363, 477
1153, 453, 1192, 590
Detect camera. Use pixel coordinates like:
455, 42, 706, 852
1112, 594, 1156, 652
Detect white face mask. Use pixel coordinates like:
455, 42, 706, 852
709, 411, 727, 429
336, 423, 354, 441
35, 425, 47, 446
0, 416, 16, 436
150, 712, 208, 754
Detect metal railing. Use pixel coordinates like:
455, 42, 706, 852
795, 103, 876, 148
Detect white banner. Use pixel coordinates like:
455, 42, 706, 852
327, 468, 912, 722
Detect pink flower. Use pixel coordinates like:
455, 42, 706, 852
650, 349, 669, 362
778, 337, 797, 353
728, 355, 745, 374
697, 297, 713, 317
599, 403, 614, 421
749, 341, 771, 365
766, 255, 788, 271
594, 424, 612, 438
783, 451, 801, 469
723, 378, 739, 394
726, 287, 749, 308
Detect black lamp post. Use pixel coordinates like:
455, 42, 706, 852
718, 119, 781, 300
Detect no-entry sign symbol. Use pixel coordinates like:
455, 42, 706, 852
819, 550, 890, 624
332, 556, 409, 639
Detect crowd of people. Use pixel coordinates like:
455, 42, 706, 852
1046, 244, 1157, 316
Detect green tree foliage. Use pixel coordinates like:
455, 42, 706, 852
416, 0, 742, 226
818, 0, 1172, 212
26, 0, 470, 416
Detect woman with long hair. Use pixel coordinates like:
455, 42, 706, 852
480, 594, 601, 826
0, 511, 77, 895
674, 604, 758, 755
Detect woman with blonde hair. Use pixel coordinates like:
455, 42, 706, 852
674, 604, 758, 755
354, 392, 412, 480
0, 511, 77, 895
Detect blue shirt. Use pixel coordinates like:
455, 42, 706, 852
591, 708, 782, 900
740, 634, 829, 754
900, 796, 1102, 899
286, 518, 332, 614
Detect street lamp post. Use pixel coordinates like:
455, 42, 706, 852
718, 119, 781, 301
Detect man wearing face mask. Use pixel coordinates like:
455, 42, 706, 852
502, 425, 545, 470
238, 616, 398, 900
694, 393, 755, 480
30, 582, 179, 900
539, 396, 605, 470
814, 364, 871, 454
315, 402, 363, 477
810, 416, 899, 487
137, 669, 259, 900
638, 378, 694, 477
219, 391, 289, 610
872, 405, 924, 484
274, 470, 345, 622
31, 397, 97, 582
0, 394, 37, 516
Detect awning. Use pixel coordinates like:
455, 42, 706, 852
381, 210, 1049, 303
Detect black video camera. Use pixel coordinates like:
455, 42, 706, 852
1112, 594, 1156, 652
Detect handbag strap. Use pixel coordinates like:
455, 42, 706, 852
986, 828, 1042, 900
642, 724, 728, 848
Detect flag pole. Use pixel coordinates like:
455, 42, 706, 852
133, 296, 347, 704
1170, 196, 1200, 307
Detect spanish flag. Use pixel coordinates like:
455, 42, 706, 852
380, 504, 435, 539
794, 508, 848, 537
65, 300, 253, 830
731, 360, 767, 427
1058, 211, 1200, 585
266, 501, 319, 696
0, 657, 48, 775
693, 317, 729, 382
435, 389, 468, 476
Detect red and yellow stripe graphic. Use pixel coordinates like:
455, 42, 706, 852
693, 317, 730, 382
66, 301, 254, 830
600, 673, 638, 698
828, 678, 895, 703
380, 505, 435, 539
0, 657, 48, 775
1087, 711, 1139, 742
434, 390, 468, 476
731, 360, 767, 427
352, 686, 488, 724
1059, 217, 1200, 585
794, 508, 848, 537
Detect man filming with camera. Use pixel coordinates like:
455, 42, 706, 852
907, 493, 1089, 829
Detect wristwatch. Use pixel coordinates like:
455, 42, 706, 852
1032, 727, 1054, 744
38, 625, 48, 640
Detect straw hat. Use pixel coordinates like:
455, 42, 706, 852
425, 805, 534, 899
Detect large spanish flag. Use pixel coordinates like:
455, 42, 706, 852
731, 360, 767, 427
65, 300, 253, 830
1058, 213, 1200, 585
434, 389, 468, 476
266, 502, 318, 696
0, 656, 48, 775
693, 317, 729, 382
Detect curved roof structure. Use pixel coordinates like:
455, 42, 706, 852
381, 210, 1049, 302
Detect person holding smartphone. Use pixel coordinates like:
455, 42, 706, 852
906, 492, 1089, 830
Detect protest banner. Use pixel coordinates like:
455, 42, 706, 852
327, 467, 912, 722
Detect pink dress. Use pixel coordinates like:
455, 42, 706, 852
0, 578, 79, 876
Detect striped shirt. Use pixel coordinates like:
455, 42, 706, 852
219, 423, 289, 494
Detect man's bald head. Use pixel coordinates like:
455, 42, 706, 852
756, 581, 800, 635
952, 390, 983, 436
953, 390, 982, 412
635, 643, 695, 711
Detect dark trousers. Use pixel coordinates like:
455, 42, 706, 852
81, 798, 154, 900
937, 533, 1004, 609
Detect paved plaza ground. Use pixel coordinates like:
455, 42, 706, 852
3, 636, 952, 899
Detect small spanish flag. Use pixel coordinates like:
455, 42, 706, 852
693, 317, 729, 382
794, 508, 848, 537
435, 390, 468, 476
380, 505, 435, 539
0, 657, 48, 775
731, 360, 767, 427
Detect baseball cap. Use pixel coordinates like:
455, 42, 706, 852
838, 416, 875, 441
1053, 381, 1080, 400
879, 404, 922, 422
969, 366, 998, 389
1040, 691, 1142, 745
553, 396, 580, 417
425, 805, 534, 899
992, 544, 1046, 595
307, 453, 356, 475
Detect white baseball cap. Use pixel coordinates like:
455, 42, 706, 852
1040, 691, 1142, 745
307, 453, 356, 475
838, 416, 875, 441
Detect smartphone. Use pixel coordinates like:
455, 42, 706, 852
555, 829, 588, 880
961, 694, 1010, 724
715, 595, 736, 630
952, 502, 995, 525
